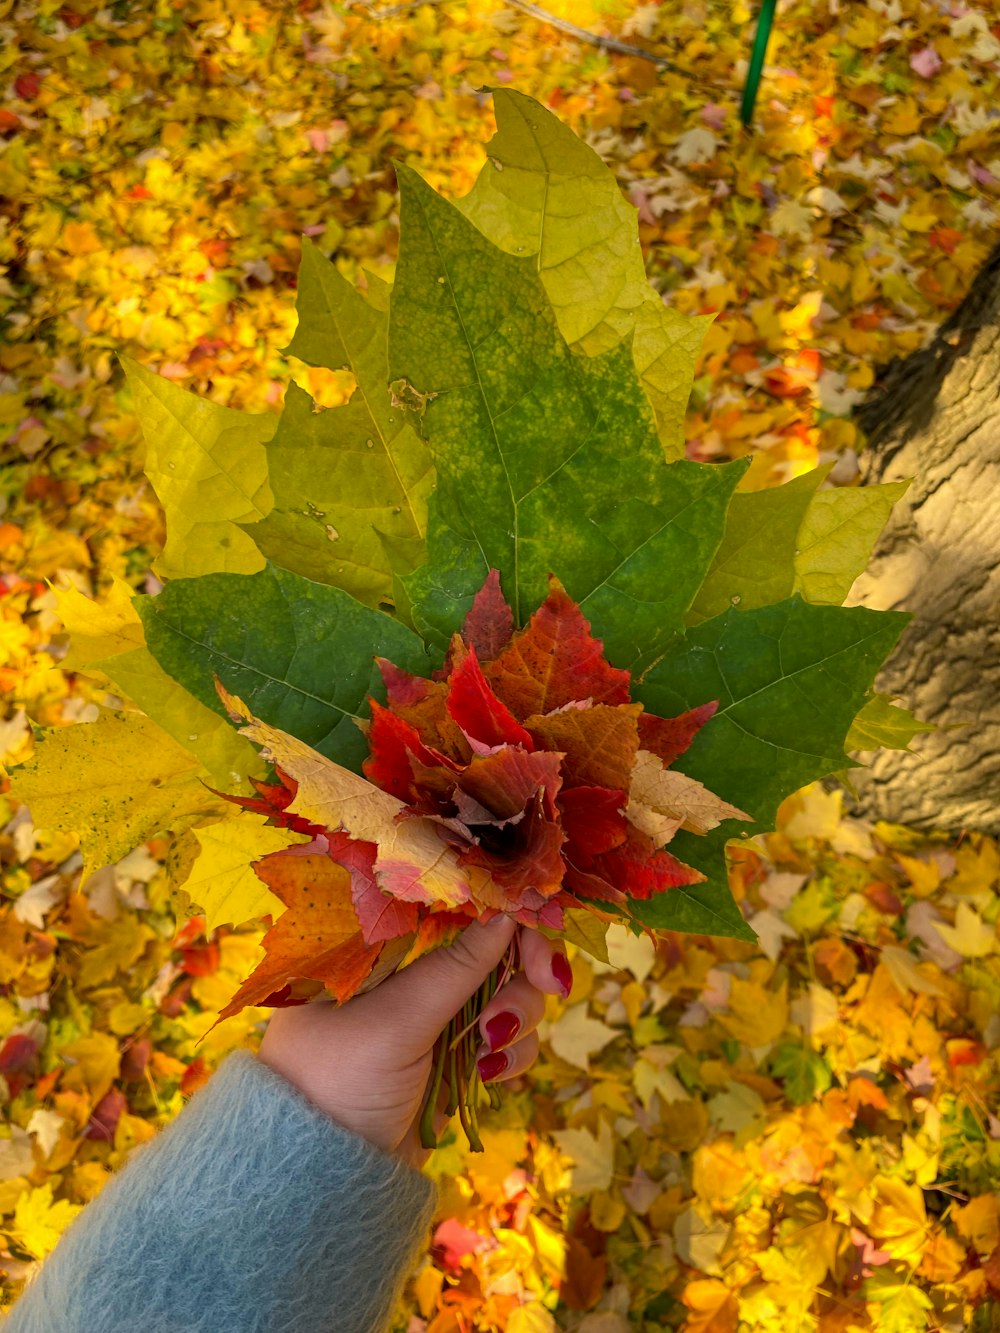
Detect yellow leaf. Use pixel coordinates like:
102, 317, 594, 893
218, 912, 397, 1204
870, 1175, 929, 1264
544, 1000, 620, 1071
526, 1212, 567, 1281
681, 1277, 739, 1333
12, 1183, 83, 1260
60, 1032, 120, 1103
60, 221, 102, 255
881, 98, 922, 135
108, 1001, 148, 1036
77, 913, 155, 988
11, 709, 227, 883
893, 852, 942, 897
590, 1188, 627, 1232
717, 976, 789, 1047
930, 901, 997, 958
953, 1194, 999, 1256
550, 1117, 615, 1193
626, 749, 751, 842
182, 814, 309, 933
54, 575, 145, 667
215, 679, 486, 908
880, 946, 947, 999
901, 209, 938, 232
507, 1305, 556, 1333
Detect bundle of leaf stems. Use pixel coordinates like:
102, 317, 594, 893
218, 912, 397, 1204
419, 928, 521, 1152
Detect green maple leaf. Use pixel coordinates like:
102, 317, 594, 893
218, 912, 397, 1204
122, 357, 275, 581
846, 692, 938, 752
686, 464, 835, 625
631, 595, 911, 936
240, 240, 432, 605
391, 162, 746, 671
769, 1044, 833, 1104
136, 562, 432, 772
458, 88, 709, 459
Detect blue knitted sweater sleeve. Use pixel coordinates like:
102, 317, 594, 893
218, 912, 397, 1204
3, 1049, 439, 1333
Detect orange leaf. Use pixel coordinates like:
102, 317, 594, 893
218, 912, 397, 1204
214, 847, 378, 1021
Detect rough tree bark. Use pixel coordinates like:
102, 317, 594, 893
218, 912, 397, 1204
838, 236, 1000, 835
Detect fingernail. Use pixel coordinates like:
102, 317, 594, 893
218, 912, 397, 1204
477, 1049, 509, 1082
551, 952, 572, 998
484, 1010, 520, 1051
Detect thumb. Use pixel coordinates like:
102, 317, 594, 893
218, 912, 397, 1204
381, 914, 517, 1042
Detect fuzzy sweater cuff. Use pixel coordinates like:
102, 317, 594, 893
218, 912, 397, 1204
4, 1048, 439, 1333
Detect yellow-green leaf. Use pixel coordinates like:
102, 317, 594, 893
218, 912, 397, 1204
845, 692, 937, 752
122, 357, 276, 581
53, 576, 263, 792
457, 88, 706, 460
11, 709, 227, 883
794, 478, 912, 604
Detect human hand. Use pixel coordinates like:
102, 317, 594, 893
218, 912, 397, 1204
257, 916, 573, 1170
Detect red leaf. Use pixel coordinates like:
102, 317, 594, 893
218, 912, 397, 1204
363, 699, 451, 802
557, 786, 628, 860
326, 828, 422, 946
447, 640, 535, 750
0, 1034, 37, 1074
376, 656, 434, 708
456, 746, 562, 822
638, 700, 719, 766
121, 1037, 151, 1082
181, 942, 220, 976
84, 1087, 127, 1141
206, 768, 326, 837
460, 790, 566, 902
376, 659, 469, 762
461, 567, 514, 661
593, 828, 706, 899
181, 1058, 212, 1097
14, 72, 41, 100
433, 1218, 491, 1275
485, 576, 630, 719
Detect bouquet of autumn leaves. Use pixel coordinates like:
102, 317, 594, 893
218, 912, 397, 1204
12, 92, 924, 1150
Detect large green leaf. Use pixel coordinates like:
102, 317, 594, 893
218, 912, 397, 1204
793, 477, 912, 604
122, 357, 276, 581
136, 563, 433, 772
631, 595, 911, 936
686, 464, 834, 626
458, 88, 708, 459
391, 162, 748, 669
241, 241, 432, 604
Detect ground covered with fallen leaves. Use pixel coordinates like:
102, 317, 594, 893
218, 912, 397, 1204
1, 0, 999, 1328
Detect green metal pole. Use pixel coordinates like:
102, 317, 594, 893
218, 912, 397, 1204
740, 0, 777, 127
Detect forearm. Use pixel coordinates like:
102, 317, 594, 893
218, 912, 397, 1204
4, 1050, 438, 1333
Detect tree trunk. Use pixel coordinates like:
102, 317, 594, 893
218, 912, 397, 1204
838, 236, 1000, 835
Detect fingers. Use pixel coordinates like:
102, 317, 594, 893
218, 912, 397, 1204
477, 1028, 540, 1083
478, 972, 546, 1051
518, 924, 573, 999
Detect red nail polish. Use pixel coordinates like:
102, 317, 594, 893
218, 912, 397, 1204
551, 952, 572, 998
477, 1049, 509, 1082
484, 1010, 520, 1051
